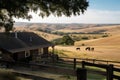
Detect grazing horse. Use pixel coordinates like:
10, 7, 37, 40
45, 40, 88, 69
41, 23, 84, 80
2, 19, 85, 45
76, 47, 80, 50
91, 47, 94, 51
85, 47, 91, 51
85, 47, 94, 51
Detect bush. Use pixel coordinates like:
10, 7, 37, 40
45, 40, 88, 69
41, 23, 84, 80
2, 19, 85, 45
81, 43, 85, 46
72, 36, 81, 41
102, 34, 109, 37
51, 35, 75, 45
51, 38, 63, 45
81, 36, 89, 40
0, 70, 20, 80
61, 35, 75, 45
93, 37, 97, 39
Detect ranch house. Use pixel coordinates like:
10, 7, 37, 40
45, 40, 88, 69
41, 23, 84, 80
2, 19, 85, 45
0, 32, 55, 63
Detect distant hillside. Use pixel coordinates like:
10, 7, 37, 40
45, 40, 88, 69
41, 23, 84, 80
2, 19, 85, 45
75, 34, 120, 46
55, 25, 120, 34
14, 26, 61, 41
14, 22, 120, 41
14, 22, 120, 34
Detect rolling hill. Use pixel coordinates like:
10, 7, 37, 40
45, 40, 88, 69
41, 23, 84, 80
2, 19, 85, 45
14, 22, 120, 34
75, 34, 120, 46
55, 25, 120, 34
5, 22, 120, 61
14, 22, 120, 42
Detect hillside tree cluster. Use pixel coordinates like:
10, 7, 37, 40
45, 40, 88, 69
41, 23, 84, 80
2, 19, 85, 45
52, 35, 74, 45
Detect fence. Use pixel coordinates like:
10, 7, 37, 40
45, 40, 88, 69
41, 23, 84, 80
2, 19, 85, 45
59, 57, 120, 80
0, 59, 75, 75
59, 57, 120, 68
80, 61, 120, 80
0, 57, 120, 80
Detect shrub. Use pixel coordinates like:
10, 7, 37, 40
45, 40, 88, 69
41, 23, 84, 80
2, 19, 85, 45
51, 35, 75, 45
93, 37, 97, 39
0, 70, 20, 80
102, 34, 109, 37
81, 36, 89, 40
61, 35, 75, 45
81, 43, 85, 46
51, 38, 63, 45
72, 36, 81, 41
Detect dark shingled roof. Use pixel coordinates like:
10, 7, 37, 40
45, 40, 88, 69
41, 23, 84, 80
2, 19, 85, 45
0, 32, 54, 53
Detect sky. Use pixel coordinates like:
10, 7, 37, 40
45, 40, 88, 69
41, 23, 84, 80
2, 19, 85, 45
15, 0, 120, 24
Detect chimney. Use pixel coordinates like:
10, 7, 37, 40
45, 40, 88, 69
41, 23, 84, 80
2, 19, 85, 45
15, 32, 18, 38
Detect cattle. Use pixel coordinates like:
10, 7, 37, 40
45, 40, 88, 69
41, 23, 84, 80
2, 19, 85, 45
76, 47, 80, 50
85, 47, 90, 51
85, 47, 94, 51
91, 47, 94, 51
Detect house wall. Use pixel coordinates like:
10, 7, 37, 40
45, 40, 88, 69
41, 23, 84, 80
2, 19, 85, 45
12, 47, 49, 62
14, 49, 39, 60
29, 48, 49, 62
43, 47, 48, 54
38, 48, 43, 55
14, 51, 25, 61
0, 50, 2, 59
2, 53, 14, 61
13, 51, 33, 62
0, 49, 14, 61
30, 49, 38, 61
18, 52, 26, 60
30, 47, 49, 56
30, 49, 38, 56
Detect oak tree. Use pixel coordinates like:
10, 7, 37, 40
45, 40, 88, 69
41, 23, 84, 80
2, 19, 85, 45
0, 0, 89, 32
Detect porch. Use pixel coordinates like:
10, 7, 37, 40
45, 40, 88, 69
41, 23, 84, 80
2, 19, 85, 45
32, 53, 59, 64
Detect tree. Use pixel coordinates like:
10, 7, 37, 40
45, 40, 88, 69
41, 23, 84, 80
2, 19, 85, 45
51, 35, 74, 45
62, 35, 74, 45
0, 0, 89, 32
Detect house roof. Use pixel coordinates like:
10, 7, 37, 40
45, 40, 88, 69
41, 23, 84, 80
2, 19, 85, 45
0, 32, 54, 53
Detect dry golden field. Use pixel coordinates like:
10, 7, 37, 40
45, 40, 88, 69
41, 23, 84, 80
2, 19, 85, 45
55, 45, 120, 61
55, 25, 120, 33
55, 34, 120, 61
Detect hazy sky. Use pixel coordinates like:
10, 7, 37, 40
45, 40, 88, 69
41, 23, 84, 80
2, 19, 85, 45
15, 0, 120, 24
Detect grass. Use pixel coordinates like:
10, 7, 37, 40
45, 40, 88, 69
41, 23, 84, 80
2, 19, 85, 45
83, 66, 106, 80
0, 69, 20, 80
54, 49, 70, 57
52, 46, 120, 79
0, 69, 33, 80
87, 73, 106, 80
0, 62, 108, 80
59, 75, 76, 80
50, 62, 74, 69
48, 61, 106, 80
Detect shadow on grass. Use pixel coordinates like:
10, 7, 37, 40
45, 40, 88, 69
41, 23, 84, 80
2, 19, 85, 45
88, 72, 106, 80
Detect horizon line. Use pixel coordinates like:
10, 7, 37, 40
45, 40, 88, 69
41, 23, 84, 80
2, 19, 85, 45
15, 22, 120, 25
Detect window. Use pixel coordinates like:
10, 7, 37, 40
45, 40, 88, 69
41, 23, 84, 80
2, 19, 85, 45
38, 48, 43, 55
0, 51, 2, 59
25, 51, 30, 57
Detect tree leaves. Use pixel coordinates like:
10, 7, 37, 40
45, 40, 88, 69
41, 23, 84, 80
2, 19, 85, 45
0, 0, 89, 32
